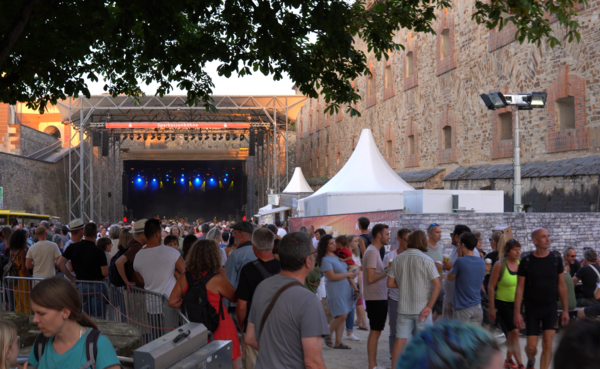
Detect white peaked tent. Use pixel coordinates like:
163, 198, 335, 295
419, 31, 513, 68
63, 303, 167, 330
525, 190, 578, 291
298, 128, 414, 216
283, 167, 314, 193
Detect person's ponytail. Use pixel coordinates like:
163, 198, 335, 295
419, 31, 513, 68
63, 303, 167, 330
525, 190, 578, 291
73, 311, 98, 330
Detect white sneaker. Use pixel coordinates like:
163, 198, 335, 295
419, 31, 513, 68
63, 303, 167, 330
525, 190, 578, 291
346, 334, 360, 341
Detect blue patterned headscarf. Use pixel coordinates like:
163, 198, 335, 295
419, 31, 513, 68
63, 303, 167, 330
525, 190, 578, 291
397, 321, 499, 369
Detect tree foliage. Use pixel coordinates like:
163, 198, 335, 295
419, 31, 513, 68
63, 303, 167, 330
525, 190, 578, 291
0, 0, 586, 115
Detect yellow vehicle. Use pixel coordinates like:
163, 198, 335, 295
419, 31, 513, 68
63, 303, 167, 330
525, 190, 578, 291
0, 210, 59, 227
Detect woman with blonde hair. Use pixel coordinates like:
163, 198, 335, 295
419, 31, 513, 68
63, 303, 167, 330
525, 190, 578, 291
168, 240, 240, 368
108, 225, 121, 256
0, 320, 19, 369
116, 228, 133, 254
206, 228, 227, 266
27, 277, 120, 369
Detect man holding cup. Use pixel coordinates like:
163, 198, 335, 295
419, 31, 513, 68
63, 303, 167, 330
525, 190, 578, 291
441, 224, 471, 319
426, 223, 444, 320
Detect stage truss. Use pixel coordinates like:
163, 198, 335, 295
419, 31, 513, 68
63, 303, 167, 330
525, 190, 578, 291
56, 95, 307, 223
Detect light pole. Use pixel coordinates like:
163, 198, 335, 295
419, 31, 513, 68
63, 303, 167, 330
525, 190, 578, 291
480, 92, 547, 212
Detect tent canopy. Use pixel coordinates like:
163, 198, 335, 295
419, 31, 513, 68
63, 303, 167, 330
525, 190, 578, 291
308, 129, 414, 197
282, 167, 314, 193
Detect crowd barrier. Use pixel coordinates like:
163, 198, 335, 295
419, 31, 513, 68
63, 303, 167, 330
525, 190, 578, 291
2, 276, 189, 345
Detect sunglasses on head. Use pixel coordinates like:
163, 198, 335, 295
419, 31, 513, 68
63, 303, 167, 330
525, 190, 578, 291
430, 223, 439, 227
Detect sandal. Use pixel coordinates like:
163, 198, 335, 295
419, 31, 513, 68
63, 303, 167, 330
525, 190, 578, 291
333, 343, 351, 349
357, 326, 368, 331
324, 335, 333, 348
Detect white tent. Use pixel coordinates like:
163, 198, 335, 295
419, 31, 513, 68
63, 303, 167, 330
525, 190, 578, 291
297, 128, 414, 216
283, 167, 314, 193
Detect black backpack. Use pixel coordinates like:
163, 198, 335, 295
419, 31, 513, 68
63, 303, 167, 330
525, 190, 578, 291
108, 240, 138, 287
182, 272, 224, 333
33, 328, 107, 369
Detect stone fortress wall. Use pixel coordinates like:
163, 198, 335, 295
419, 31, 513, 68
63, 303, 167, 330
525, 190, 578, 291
294, 0, 600, 212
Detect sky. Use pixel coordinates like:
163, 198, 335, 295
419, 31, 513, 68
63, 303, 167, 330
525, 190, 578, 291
85, 61, 296, 96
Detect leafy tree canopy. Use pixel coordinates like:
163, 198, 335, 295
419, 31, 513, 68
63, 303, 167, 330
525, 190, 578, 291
0, 0, 586, 114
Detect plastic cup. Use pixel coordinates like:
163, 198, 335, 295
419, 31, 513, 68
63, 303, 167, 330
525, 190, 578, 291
485, 258, 492, 274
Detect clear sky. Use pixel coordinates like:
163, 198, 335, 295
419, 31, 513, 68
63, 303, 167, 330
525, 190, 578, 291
86, 61, 296, 96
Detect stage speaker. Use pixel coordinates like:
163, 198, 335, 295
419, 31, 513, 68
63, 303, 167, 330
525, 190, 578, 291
92, 132, 101, 147
249, 129, 255, 156
122, 173, 129, 206
257, 129, 264, 147
101, 132, 109, 156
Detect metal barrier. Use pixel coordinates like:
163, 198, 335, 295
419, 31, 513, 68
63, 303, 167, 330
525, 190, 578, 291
2, 277, 187, 345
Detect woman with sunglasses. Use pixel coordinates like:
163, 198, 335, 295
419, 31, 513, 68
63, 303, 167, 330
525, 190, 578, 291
487, 239, 524, 369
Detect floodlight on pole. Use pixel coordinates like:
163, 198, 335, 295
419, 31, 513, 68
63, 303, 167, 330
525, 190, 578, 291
480, 91, 547, 213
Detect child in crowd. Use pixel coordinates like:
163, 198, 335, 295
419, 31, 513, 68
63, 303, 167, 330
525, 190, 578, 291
96, 237, 113, 266
335, 235, 360, 297
164, 235, 180, 250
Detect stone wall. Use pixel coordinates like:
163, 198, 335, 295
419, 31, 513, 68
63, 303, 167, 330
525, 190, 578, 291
294, 1, 600, 205
397, 212, 600, 257
20, 124, 59, 156
0, 151, 69, 220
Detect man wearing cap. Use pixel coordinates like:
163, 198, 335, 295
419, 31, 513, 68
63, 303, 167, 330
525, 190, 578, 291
26, 226, 61, 279
115, 219, 148, 288
224, 221, 257, 315
58, 222, 109, 317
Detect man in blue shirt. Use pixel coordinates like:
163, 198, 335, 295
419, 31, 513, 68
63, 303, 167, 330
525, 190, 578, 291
224, 221, 257, 315
448, 232, 486, 324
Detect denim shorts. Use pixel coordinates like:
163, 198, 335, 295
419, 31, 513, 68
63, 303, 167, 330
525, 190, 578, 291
396, 312, 433, 339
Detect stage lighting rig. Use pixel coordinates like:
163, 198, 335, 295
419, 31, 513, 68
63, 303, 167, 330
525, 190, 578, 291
226, 134, 231, 141
157, 134, 162, 141
129, 134, 134, 140
231, 134, 238, 140
240, 134, 245, 141
191, 134, 195, 140
137, 134, 142, 140
184, 134, 189, 141
151, 134, 156, 140
198, 134, 203, 141
143, 134, 148, 140
171, 134, 176, 141
205, 134, 210, 140
212, 134, 217, 141
219, 134, 223, 140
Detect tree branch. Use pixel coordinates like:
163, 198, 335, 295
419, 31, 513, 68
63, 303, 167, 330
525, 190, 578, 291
0, 0, 43, 69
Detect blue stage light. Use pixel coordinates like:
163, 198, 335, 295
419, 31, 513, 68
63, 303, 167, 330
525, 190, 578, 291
166, 174, 169, 177
180, 178, 185, 183
210, 178, 214, 182
226, 174, 228, 177
195, 178, 200, 182
224, 178, 227, 182
137, 178, 142, 182
152, 178, 156, 182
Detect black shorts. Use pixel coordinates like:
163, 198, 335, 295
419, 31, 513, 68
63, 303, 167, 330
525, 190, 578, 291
583, 303, 600, 318
495, 300, 516, 334
366, 300, 388, 331
524, 301, 558, 336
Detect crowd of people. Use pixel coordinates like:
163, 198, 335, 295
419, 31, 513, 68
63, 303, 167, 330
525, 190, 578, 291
1, 215, 600, 369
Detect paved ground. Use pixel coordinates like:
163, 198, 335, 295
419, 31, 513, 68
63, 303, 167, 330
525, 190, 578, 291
321, 322, 564, 369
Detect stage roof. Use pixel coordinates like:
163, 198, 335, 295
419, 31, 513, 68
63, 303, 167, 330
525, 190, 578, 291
56, 95, 308, 128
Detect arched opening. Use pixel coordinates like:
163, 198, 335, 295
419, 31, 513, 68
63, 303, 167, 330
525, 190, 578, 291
442, 125, 452, 149
44, 125, 61, 139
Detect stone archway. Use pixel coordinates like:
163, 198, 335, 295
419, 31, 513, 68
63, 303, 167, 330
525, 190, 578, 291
44, 125, 61, 139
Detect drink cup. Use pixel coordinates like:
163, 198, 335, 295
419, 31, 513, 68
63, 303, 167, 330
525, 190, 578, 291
443, 254, 450, 263
485, 258, 492, 274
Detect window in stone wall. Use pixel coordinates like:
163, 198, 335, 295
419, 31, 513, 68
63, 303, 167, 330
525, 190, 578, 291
408, 135, 415, 155
406, 52, 414, 77
336, 153, 340, 168
442, 125, 452, 149
384, 63, 392, 89
498, 112, 513, 140
441, 29, 450, 59
386, 140, 392, 157
317, 156, 320, 169
557, 96, 575, 130
326, 133, 329, 144
310, 159, 312, 170
367, 72, 375, 98
326, 154, 329, 168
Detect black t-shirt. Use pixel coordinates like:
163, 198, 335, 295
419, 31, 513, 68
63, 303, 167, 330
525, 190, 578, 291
235, 258, 281, 331
517, 252, 563, 304
569, 259, 581, 277
575, 264, 600, 298
62, 240, 107, 281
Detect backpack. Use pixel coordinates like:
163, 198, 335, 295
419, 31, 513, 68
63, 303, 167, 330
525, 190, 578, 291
182, 272, 224, 333
3, 253, 20, 279
33, 328, 106, 369
108, 240, 139, 287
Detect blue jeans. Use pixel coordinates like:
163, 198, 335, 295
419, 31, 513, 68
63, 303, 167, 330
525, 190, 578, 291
78, 282, 107, 318
345, 307, 355, 332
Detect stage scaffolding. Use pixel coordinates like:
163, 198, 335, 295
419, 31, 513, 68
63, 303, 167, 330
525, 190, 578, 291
56, 95, 307, 223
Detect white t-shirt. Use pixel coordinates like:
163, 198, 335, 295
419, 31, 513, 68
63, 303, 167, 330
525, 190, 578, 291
312, 237, 318, 249
133, 245, 181, 313
25, 241, 61, 279
384, 250, 402, 301
277, 228, 287, 238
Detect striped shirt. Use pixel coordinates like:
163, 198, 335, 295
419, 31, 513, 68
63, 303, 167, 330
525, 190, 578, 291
388, 249, 439, 315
